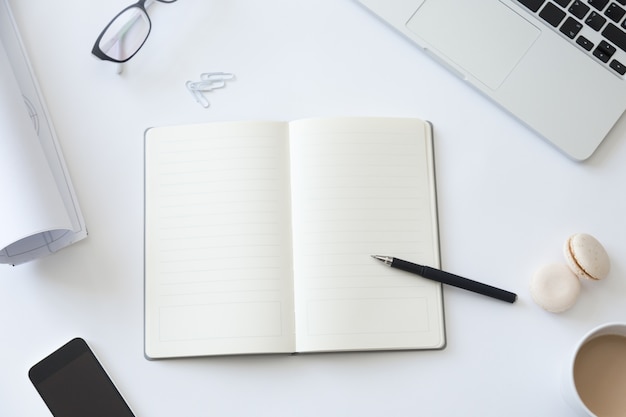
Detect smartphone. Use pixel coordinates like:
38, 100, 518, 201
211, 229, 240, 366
28, 338, 135, 417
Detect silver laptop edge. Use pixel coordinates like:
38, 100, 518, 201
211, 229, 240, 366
356, 0, 626, 160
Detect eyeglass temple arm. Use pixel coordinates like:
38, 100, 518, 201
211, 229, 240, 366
99, 0, 157, 55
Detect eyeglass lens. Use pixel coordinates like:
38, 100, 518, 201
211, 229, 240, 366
98, 7, 150, 62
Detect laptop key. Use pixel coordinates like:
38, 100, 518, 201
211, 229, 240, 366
589, 0, 610, 10
605, 3, 626, 22
561, 16, 584, 37
576, 35, 595, 50
610, 59, 626, 74
518, 0, 546, 12
603, 22, 626, 51
569, 1, 591, 19
540, 2, 567, 25
586, 11, 607, 30
554, 0, 571, 6
594, 40, 617, 61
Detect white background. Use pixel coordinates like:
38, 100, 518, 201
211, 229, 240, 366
2, 0, 626, 415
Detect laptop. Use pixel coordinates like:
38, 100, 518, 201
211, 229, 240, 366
356, 0, 626, 160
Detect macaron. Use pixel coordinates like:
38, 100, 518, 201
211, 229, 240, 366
530, 263, 581, 313
563, 233, 610, 281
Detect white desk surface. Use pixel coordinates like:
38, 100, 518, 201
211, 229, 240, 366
3, 1, 626, 415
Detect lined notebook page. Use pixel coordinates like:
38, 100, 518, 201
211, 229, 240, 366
144, 122, 296, 358
288, 118, 444, 352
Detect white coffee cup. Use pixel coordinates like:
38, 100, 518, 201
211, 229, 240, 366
562, 322, 626, 416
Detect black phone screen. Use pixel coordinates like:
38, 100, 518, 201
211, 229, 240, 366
29, 338, 135, 417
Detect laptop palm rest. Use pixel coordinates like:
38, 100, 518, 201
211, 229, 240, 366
406, 0, 540, 90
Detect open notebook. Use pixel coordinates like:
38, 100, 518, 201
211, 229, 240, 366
0, 0, 87, 265
144, 117, 445, 358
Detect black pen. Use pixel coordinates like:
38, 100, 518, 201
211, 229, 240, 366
371, 255, 517, 303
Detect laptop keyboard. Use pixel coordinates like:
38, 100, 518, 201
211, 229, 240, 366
517, 0, 626, 77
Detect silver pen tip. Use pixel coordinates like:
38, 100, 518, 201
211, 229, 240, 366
371, 255, 392, 265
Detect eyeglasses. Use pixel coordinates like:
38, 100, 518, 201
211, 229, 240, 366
91, 0, 178, 64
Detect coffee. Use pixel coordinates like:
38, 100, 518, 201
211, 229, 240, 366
573, 334, 626, 416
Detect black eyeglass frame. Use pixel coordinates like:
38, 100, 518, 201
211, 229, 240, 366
91, 0, 178, 64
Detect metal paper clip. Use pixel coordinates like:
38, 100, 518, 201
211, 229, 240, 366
201, 72, 235, 82
186, 72, 235, 108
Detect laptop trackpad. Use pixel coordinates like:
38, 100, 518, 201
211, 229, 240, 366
406, 0, 540, 90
